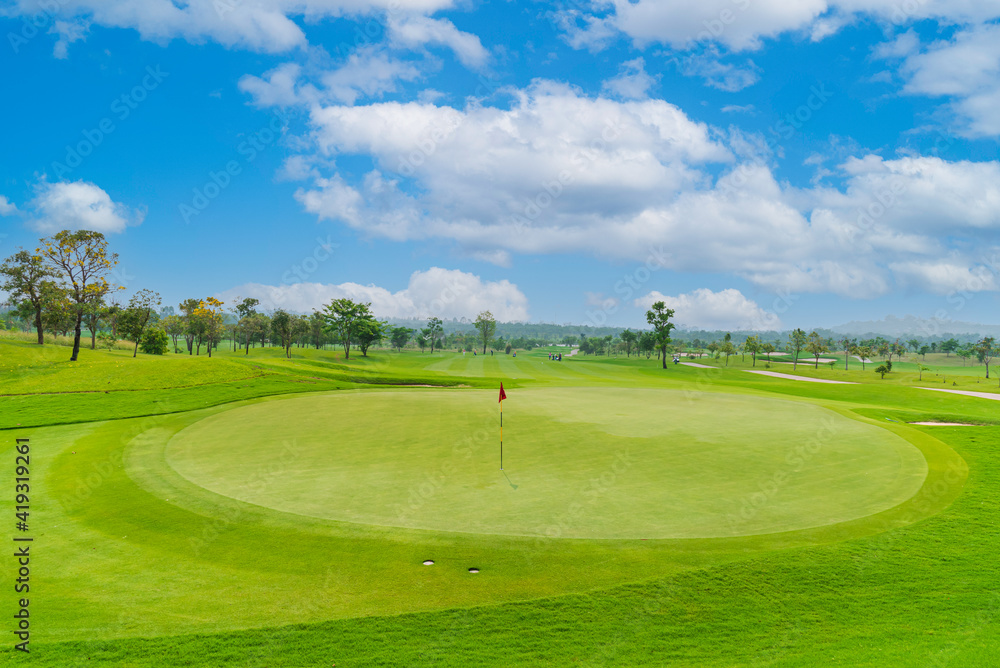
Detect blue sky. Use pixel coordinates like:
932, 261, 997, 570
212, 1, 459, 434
1, 1, 999, 331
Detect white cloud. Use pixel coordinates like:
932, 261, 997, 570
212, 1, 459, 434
387, 15, 489, 69
28, 181, 143, 234
287, 83, 1000, 299
602, 57, 657, 99
561, 1, 1000, 53
678, 51, 761, 91
894, 23, 1000, 136
320, 48, 423, 104
635, 288, 780, 331
49, 20, 88, 59
218, 267, 529, 321
2, 0, 461, 54
888, 260, 998, 295
0, 196, 18, 216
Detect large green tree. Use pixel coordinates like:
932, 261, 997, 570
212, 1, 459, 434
390, 326, 413, 352
119, 289, 161, 358
805, 331, 829, 369
620, 328, 637, 357
38, 230, 119, 361
0, 249, 58, 344
423, 317, 444, 353
744, 334, 762, 367
355, 317, 386, 357
974, 337, 995, 379
234, 297, 260, 354
787, 328, 807, 370
474, 310, 497, 354
645, 301, 676, 369
321, 298, 373, 359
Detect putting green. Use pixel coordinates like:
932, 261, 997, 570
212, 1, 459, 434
165, 388, 928, 539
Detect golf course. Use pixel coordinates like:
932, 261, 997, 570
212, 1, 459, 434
2, 335, 997, 666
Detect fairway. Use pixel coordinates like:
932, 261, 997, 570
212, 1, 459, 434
166, 388, 927, 539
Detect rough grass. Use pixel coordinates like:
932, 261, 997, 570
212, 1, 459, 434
1, 342, 997, 666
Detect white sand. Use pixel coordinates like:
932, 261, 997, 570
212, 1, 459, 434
909, 421, 977, 426
744, 370, 857, 384
777, 358, 837, 365
919, 387, 1000, 401
852, 355, 874, 363
681, 362, 715, 369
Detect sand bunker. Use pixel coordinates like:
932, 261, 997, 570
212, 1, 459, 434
919, 388, 1000, 401
745, 370, 857, 384
909, 421, 976, 426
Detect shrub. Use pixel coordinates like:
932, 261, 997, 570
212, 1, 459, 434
140, 328, 169, 355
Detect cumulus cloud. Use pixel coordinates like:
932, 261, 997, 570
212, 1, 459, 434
1, 0, 460, 54
28, 181, 143, 234
892, 23, 1000, 136
282, 80, 1000, 298
602, 57, 657, 99
560, 0, 1000, 53
635, 288, 780, 331
0, 196, 18, 216
387, 15, 489, 69
218, 267, 529, 321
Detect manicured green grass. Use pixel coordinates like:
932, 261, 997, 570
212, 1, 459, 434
167, 388, 925, 539
1, 339, 997, 666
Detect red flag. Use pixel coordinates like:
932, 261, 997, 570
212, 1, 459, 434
498, 383, 507, 403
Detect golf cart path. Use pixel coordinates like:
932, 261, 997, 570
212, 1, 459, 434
918, 387, 1000, 401
681, 362, 715, 368
745, 370, 857, 384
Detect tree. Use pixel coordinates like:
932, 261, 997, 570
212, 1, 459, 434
974, 337, 995, 379
620, 329, 637, 357
82, 282, 112, 350
744, 335, 762, 367
118, 289, 161, 358
907, 338, 921, 353
805, 331, 829, 369
638, 331, 656, 359
416, 333, 428, 352
762, 341, 776, 365
941, 338, 959, 357
720, 340, 735, 366
840, 336, 854, 371
0, 249, 58, 345
645, 301, 676, 369
321, 298, 373, 360
390, 326, 413, 352
162, 314, 185, 353
855, 344, 872, 370
355, 317, 386, 357
424, 317, 444, 353
917, 364, 931, 381
193, 298, 225, 357
234, 297, 260, 354
270, 310, 296, 358
875, 364, 889, 379
308, 312, 326, 349
956, 345, 973, 366
474, 311, 497, 354
179, 298, 201, 354
919, 345, 930, 360
787, 328, 807, 370
139, 327, 169, 355
38, 230, 120, 361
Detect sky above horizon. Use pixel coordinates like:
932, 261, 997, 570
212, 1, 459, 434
1, 0, 999, 331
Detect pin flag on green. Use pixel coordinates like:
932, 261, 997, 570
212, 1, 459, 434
499, 383, 507, 470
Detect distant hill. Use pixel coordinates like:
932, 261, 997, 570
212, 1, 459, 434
829, 315, 1000, 340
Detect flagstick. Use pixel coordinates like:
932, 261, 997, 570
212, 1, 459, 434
500, 399, 503, 471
